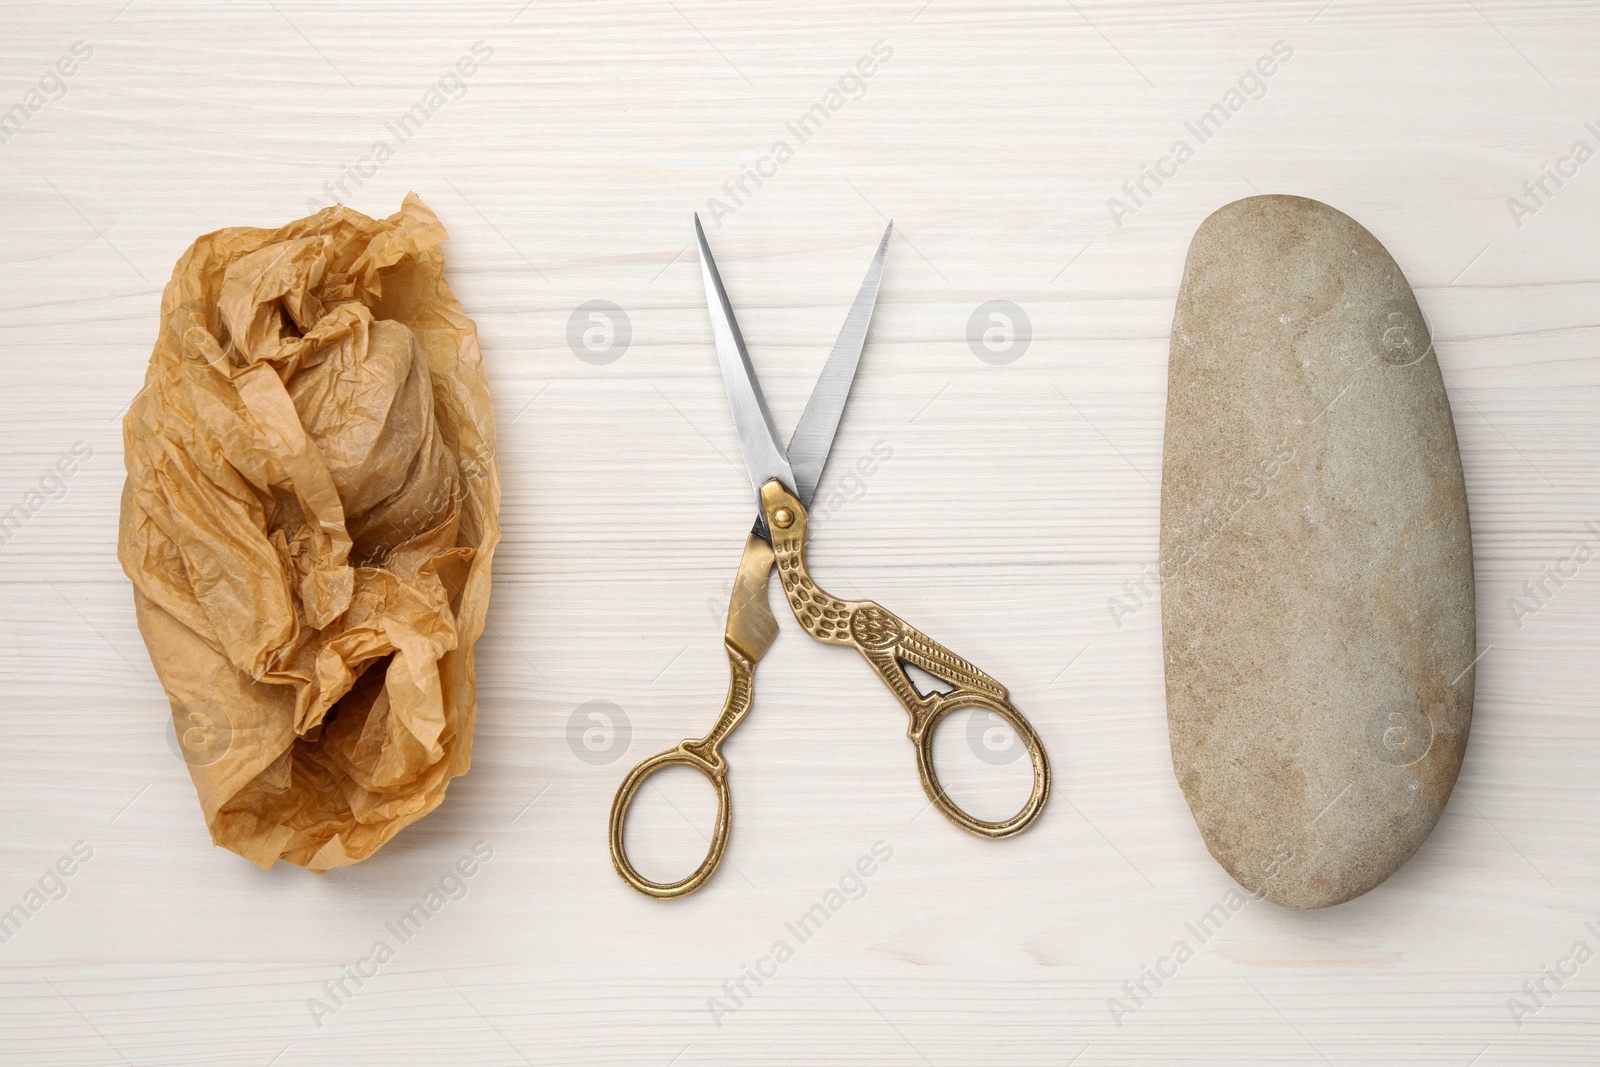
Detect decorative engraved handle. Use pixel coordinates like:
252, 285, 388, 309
759, 480, 1051, 838
608, 643, 750, 899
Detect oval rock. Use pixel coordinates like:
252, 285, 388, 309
1161, 194, 1475, 909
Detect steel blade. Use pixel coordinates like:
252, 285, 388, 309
785, 221, 892, 507
694, 214, 795, 506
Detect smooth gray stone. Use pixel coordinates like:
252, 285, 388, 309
1161, 194, 1476, 909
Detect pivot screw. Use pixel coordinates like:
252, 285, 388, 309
772, 507, 794, 529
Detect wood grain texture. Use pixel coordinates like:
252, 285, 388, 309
0, 1, 1596, 1064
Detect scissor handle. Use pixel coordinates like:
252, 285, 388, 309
897, 664, 1050, 838
608, 644, 752, 899
759, 480, 1052, 837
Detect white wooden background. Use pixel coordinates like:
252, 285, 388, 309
1, 1, 1596, 1063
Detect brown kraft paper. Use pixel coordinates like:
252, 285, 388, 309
118, 193, 501, 871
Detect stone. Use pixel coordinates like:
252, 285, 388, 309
1160, 194, 1476, 909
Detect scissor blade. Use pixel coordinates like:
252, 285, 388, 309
694, 214, 796, 506
785, 221, 892, 507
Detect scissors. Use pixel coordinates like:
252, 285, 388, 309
608, 216, 1051, 898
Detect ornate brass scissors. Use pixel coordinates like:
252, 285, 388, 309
609, 217, 1051, 898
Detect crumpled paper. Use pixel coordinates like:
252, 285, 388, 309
119, 194, 500, 871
